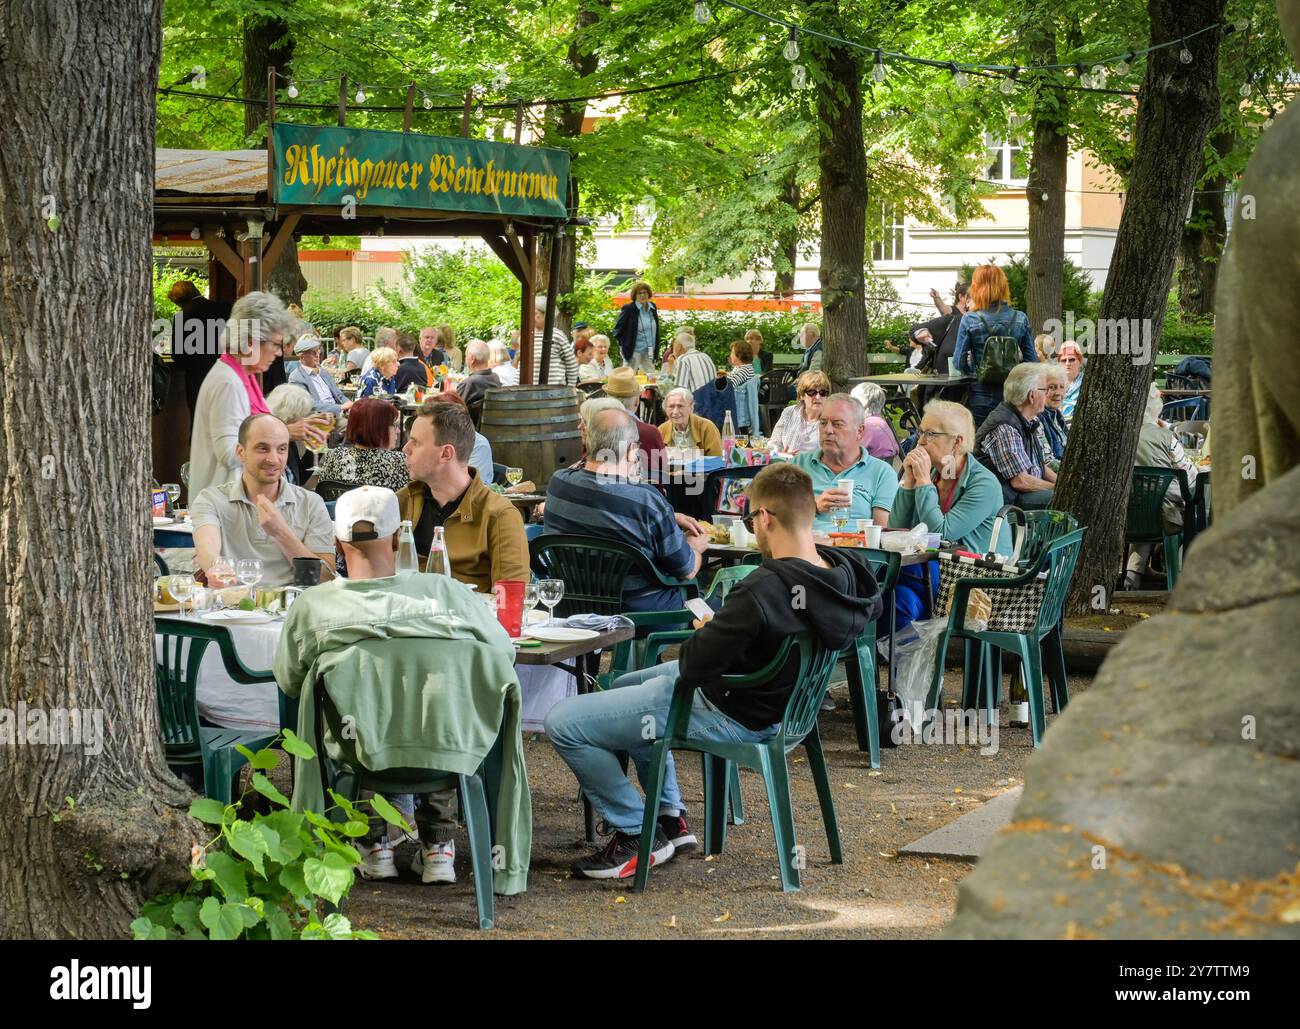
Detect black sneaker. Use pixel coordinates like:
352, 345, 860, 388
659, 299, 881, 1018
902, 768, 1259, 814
658, 814, 698, 854
571, 829, 674, 880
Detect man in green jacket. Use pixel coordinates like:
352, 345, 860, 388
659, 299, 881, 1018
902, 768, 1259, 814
273, 485, 531, 895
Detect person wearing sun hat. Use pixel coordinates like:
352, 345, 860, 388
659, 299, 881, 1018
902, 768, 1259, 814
603, 366, 665, 475
287, 332, 351, 417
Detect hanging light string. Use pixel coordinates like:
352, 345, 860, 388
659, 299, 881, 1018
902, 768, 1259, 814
695, 0, 1250, 79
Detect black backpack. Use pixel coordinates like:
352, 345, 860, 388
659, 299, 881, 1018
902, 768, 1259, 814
151, 353, 171, 416
974, 312, 1020, 387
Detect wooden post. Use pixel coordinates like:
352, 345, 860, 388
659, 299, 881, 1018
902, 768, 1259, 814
338, 75, 347, 126
403, 83, 415, 132
266, 66, 277, 203
514, 100, 525, 143
539, 228, 563, 384
519, 231, 536, 385
461, 90, 474, 137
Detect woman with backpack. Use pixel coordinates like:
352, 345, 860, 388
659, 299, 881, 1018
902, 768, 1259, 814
952, 264, 1037, 428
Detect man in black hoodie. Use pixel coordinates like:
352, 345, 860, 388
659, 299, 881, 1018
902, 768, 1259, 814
545, 462, 882, 880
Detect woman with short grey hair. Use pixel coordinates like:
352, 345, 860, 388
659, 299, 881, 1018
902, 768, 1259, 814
188, 290, 327, 496
850, 381, 899, 461
1038, 362, 1069, 463
267, 384, 319, 486
973, 362, 1056, 508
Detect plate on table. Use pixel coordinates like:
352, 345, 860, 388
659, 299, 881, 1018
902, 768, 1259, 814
153, 602, 181, 613
200, 609, 276, 625
153, 516, 175, 526
523, 626, 599, 643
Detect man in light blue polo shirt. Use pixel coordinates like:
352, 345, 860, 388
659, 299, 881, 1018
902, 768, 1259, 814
791, 393, 899, 532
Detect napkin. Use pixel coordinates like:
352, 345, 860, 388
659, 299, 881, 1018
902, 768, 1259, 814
564, 614, 634, 632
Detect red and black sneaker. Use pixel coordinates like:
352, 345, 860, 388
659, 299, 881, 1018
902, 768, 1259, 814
658, 814, 698, 854
571, 829, 674, 880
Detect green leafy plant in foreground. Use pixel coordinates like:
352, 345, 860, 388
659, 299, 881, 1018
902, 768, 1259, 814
131, 729, 410, 941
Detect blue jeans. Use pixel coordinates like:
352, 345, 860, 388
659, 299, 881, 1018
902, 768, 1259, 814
544, 660, 779, 835
967, 384, 1003, 429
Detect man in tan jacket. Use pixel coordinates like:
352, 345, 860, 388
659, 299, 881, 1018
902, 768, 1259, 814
398, 396, 529, 590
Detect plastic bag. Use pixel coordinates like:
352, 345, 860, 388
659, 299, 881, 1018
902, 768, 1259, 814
879, 521, 928, 554
891, 616, 948, 732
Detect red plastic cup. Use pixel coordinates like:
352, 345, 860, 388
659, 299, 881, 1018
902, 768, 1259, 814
493, 579, 525, 638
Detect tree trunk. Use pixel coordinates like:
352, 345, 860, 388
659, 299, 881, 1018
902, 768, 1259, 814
775, 174, 799, 297
0, 0, 195, 938
1054, 0, 1226, 615
1024, 30, 1070, 338
541, 2, 604, 336
243, 11, 308, 305
1177, 128, 1233, 317
813, 1, 870, 389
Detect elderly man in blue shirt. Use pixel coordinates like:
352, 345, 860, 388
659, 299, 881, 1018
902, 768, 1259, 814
791, 393, 898, 532
288, 334, 352, 418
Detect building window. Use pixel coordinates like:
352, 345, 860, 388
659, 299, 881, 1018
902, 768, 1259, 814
985, 133, 1029, 184
871, 199, 906, 263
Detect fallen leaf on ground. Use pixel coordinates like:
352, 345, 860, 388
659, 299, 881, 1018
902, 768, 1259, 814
662, 915, 678, 928
867, 770, 882, 777
713, 911, 731, 922
878, 851, 896, 859
843, 783, 858, 789
614, 896, 626, 904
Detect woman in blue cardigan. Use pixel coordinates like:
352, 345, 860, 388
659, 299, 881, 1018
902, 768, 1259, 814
952, 264, 1037, 428
887, 400, 1009, 634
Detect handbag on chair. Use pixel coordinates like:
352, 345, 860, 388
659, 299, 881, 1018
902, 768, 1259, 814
935, 506, 1046, 633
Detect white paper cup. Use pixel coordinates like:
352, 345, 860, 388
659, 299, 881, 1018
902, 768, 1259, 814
862, 525, 882, 548
836, 479, 855, 504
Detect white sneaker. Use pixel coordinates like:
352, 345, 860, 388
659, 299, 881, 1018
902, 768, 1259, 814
358, 841, 397, 880
411, 840, 456, 884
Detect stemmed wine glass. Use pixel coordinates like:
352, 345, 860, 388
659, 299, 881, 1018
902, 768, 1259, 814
169, 573, 195, 620
162, 482, 181, 513
236, 558, 263, 604
210, 556, 235, 607
523, 582, 540, 628
538, 579, 565, 628
506, 467, 524, 488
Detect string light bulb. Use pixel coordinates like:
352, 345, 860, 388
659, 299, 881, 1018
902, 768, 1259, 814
1239, 76, 1252, 97
422, 91, 433, 109
694, 1, 711, 25
792, 64, 808, 90
286, 80, 298, 99
355, 86, 366, 103
1115, 54, 1132, 77
949, 63, 968, 88
1179, 48, 1193, 64
1000, 72, 1016, 95
872, 51, 887, 84
1091, 65, 1107, 89
1234, 19, 1249, 33
783, 27, 800, 62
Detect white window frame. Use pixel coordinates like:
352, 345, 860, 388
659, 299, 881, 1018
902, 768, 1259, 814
871, 198, 907, 264
984, 132, 1029, 186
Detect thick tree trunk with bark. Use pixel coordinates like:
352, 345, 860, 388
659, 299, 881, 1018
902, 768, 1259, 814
813, 2, 870, 389
1024, 31, 1070, 337
0, 0, 195, 938
1054, 0, 1226, 615
244, 11, 308, 305
1178, 128, 1233, 317
775, 174, 800, 297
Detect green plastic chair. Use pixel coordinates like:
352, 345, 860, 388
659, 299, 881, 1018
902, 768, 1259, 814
529, 534, 699, 687
632, 631, 843, 892
926, 528, 1086, 748
154, 618, 284, 804
1125, 466, 1192, 590
841, 549, 901, 768
310, 670, 497, 931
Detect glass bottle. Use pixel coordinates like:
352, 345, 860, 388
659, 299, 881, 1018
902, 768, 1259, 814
721, 410, 736, 464
425, 525, 451, 576
396, 520, 419, 573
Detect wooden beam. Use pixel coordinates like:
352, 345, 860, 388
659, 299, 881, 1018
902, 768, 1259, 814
507, 231, 531, 284
338, 75, 347, 126
461, 91, 473, 137
514, 100, 525, 144
403, 84, 414, 132
481, 233, 524, 284
202, 228, 244, 282
266, 66, 277, 202
519, 232, 536, 385
260, 211, 301, 280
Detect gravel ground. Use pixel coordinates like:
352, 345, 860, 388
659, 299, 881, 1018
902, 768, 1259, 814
343, 666, 1096, 939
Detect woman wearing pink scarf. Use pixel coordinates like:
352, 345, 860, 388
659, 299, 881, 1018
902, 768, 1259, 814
188, 291, 327, 497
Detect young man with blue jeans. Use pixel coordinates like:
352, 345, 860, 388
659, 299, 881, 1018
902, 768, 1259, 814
546, 462, 882, 880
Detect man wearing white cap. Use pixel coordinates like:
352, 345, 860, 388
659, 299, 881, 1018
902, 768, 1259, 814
288, 333, 352, 418
274, 485, 520, 887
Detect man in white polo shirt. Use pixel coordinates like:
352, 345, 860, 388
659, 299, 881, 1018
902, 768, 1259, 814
190, 413, 336, 588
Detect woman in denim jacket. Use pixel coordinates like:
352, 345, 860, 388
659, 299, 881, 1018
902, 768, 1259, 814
952, 264, 1037, 427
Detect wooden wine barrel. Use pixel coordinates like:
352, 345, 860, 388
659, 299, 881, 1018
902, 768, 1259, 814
479, 385, 583, 490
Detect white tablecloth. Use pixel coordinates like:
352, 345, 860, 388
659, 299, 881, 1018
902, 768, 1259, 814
155, 619, 576, 735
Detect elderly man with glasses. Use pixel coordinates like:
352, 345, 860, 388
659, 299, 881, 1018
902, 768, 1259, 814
790, 393, 898, 533
973, 362, 1056, 509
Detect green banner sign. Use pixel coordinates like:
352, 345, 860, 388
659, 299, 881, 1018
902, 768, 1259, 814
272, 123, 569, 219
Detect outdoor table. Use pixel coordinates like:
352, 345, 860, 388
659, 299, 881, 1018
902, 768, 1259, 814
154, 520, 195, 549
849, 372, 974, 389
504, 492, 545, 513
154, 612, 282, 733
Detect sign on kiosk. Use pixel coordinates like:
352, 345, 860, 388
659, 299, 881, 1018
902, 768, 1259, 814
272, 123, 570, 220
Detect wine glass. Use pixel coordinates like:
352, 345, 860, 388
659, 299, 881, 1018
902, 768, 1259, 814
162, 482, 181, 512
210, 555, 236, 604
538, 579, 564, 628
236, 558, 263, 603
169, 573, 194, 620
506, 466, 524, 488
831, 507, 849, 532
523, 582, 540, 628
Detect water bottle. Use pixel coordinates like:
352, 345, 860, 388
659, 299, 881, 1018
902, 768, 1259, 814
396, 520, 419, 573
721, 410, 736, 465
425, 525, 451, 576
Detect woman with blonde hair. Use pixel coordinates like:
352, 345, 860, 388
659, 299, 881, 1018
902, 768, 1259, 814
952, 264, 1036, 428
356, 346, 399, 398
768, 369, 830, 456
